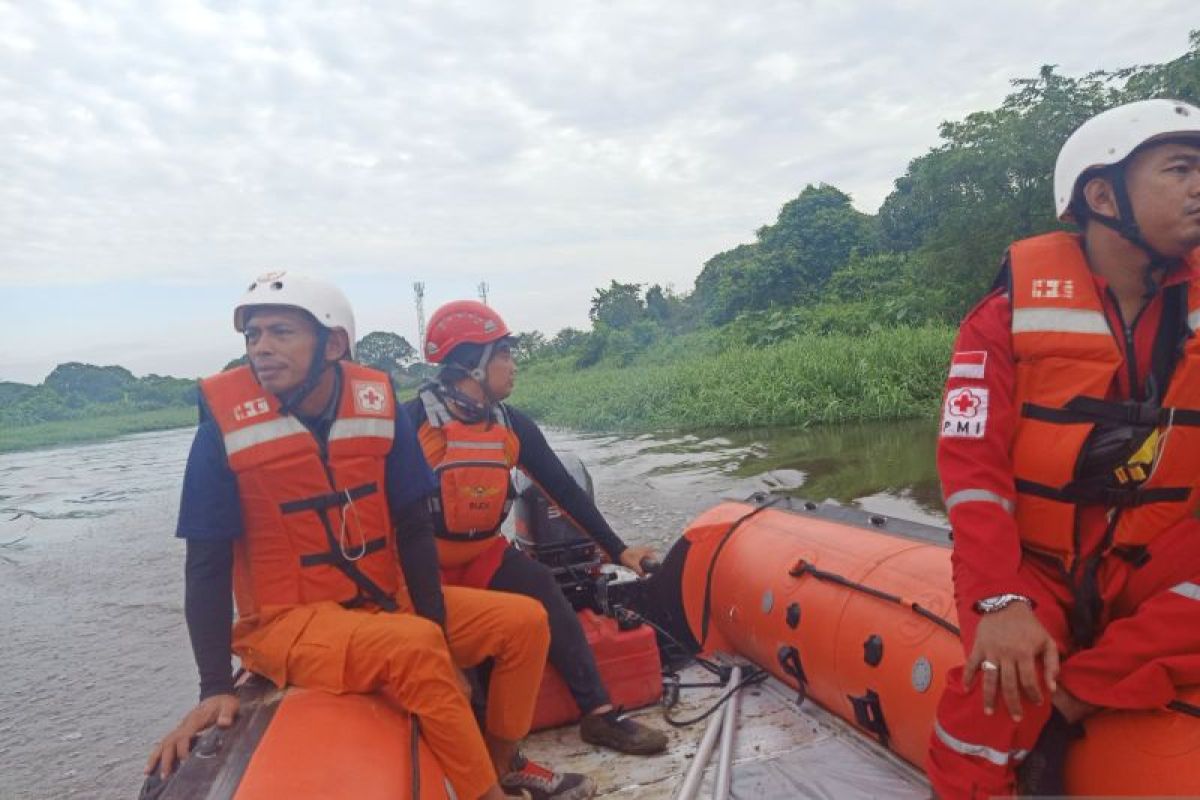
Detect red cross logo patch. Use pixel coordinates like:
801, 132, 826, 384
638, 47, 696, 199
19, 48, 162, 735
353, 380, 388, 415
941, 387, 989, 439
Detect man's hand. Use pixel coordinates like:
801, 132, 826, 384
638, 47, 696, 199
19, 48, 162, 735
145, 694, 239, 779
618, 546, 659, 576
964, 602, 1060, 721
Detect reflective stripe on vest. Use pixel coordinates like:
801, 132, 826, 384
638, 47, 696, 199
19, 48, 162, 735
417, 387, 518, 546
200, 363, 400, 620
222, 416, 309, 457
1008, 233, 1200, 561
1010, 308, 1110, 335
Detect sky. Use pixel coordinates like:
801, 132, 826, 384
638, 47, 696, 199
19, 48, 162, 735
1, 1, 1196, 384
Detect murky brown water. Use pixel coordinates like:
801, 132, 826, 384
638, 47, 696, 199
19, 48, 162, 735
0, 419, 942, 799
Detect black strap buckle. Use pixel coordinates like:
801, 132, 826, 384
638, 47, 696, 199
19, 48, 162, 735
847, 689, 889, 747
777, 645, 807, 705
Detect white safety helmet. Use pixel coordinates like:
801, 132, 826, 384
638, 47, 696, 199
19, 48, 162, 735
1054, 98, 1200, 221
234, 271, 357, 358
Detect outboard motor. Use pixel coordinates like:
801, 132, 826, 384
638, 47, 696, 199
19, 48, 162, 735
511, 453, 604, 611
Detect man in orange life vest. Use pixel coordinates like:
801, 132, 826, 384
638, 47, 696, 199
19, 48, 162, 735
404, 300, 669, 756
145, 274, 596, 800
927, 99, 1200, 798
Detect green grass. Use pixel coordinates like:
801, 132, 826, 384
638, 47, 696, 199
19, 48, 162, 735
0, 406, 197, 453
511, 325, 955, 431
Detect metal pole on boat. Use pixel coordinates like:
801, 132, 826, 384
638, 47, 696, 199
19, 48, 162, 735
711, 665, 741, 800
674, 665, 739, 800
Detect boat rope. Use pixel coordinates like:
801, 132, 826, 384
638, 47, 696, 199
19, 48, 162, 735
661, 666, 768, 728
700, 497, 783, 647
789, 560, 961, 637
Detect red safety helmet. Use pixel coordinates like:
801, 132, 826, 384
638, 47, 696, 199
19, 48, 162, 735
424, 300, 512, 364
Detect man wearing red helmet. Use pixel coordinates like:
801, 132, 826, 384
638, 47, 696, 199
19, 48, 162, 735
928, 100, 1200, 798
405, 300, 669, 763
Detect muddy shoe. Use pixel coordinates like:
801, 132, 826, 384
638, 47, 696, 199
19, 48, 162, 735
580, 707, 668, 755
500, 753, 596, 800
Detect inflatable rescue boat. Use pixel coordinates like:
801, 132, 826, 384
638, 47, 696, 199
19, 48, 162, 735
637, 496, 1200, 797
140, 459, 1200, 798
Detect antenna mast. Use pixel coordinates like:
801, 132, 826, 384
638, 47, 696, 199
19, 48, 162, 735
413, 281, 426, 354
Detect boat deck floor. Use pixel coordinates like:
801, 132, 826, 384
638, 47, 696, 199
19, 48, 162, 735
522, 662, 930, 799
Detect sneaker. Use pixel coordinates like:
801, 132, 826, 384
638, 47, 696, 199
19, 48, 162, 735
1016, 709, 1083, 797
579, 707, 668, 755
500, 753, 596, 800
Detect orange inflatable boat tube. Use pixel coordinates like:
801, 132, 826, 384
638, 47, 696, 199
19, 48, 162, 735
145, 677, 450, 800
670, 498, 1200, 797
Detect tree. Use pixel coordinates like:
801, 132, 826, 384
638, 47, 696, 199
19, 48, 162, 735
355, 331, 417, 379
589, 281, 646, 329
43, 363, 136, 403
691, 185, 876, 323
511, 331, 547, 362
546, 327, 588, 357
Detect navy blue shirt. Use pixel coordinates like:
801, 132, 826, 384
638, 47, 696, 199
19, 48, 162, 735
176, 405, 438, 540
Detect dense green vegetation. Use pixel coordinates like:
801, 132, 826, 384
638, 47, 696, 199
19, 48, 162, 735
513, 326, 953, 430
0, 406, 198, 453
510, 36, 1200, 431
0, 364, 198, 428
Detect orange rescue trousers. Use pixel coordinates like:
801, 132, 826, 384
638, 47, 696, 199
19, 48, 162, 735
927, 517, 1200, 799
234, 586, 550, 800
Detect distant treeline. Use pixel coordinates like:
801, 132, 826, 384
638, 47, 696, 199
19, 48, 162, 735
512, 34, 1200, 371
0, 364, 198, 428
1, 331, 428, 430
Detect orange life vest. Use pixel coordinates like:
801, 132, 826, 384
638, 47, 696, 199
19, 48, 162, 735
416, 387, 521, 570
199, 363, 401, 628
1009, 232, 1200, 562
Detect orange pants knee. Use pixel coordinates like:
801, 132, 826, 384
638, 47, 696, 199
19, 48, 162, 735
257, 603, 498, 800
412, 585, 551, 741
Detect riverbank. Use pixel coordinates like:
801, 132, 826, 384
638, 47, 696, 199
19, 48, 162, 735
0, 406, 196, 453
510, 325, 954, 431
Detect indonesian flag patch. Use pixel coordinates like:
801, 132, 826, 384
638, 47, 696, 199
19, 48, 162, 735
949, 350, 987, 380
941, 386, 989, 439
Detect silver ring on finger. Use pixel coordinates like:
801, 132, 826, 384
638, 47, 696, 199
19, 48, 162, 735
980, 660, 1000, 672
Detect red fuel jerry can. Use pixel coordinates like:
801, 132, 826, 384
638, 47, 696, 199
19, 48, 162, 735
530, 610, 663, 730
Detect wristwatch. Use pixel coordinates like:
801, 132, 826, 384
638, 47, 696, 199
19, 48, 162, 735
974, 593, 1033, 614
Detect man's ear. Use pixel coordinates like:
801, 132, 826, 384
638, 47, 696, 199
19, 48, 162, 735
1082, 175, 1118, 219
325, 329, 350, 362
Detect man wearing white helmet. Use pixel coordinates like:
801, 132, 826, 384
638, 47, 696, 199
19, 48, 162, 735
928, 99, 1200, 798
144, 273, 594, 800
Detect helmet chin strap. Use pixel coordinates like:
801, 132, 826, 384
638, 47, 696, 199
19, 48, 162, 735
1087, 167, 1175, 297
436, 341, 500, 423
468, 340, 499, 402
276, 327, 333, 416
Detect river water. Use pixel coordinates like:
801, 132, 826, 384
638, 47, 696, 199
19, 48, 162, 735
0, 419, 943, 799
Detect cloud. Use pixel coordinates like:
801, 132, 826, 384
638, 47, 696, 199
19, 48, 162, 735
0, 0, 1196, 380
